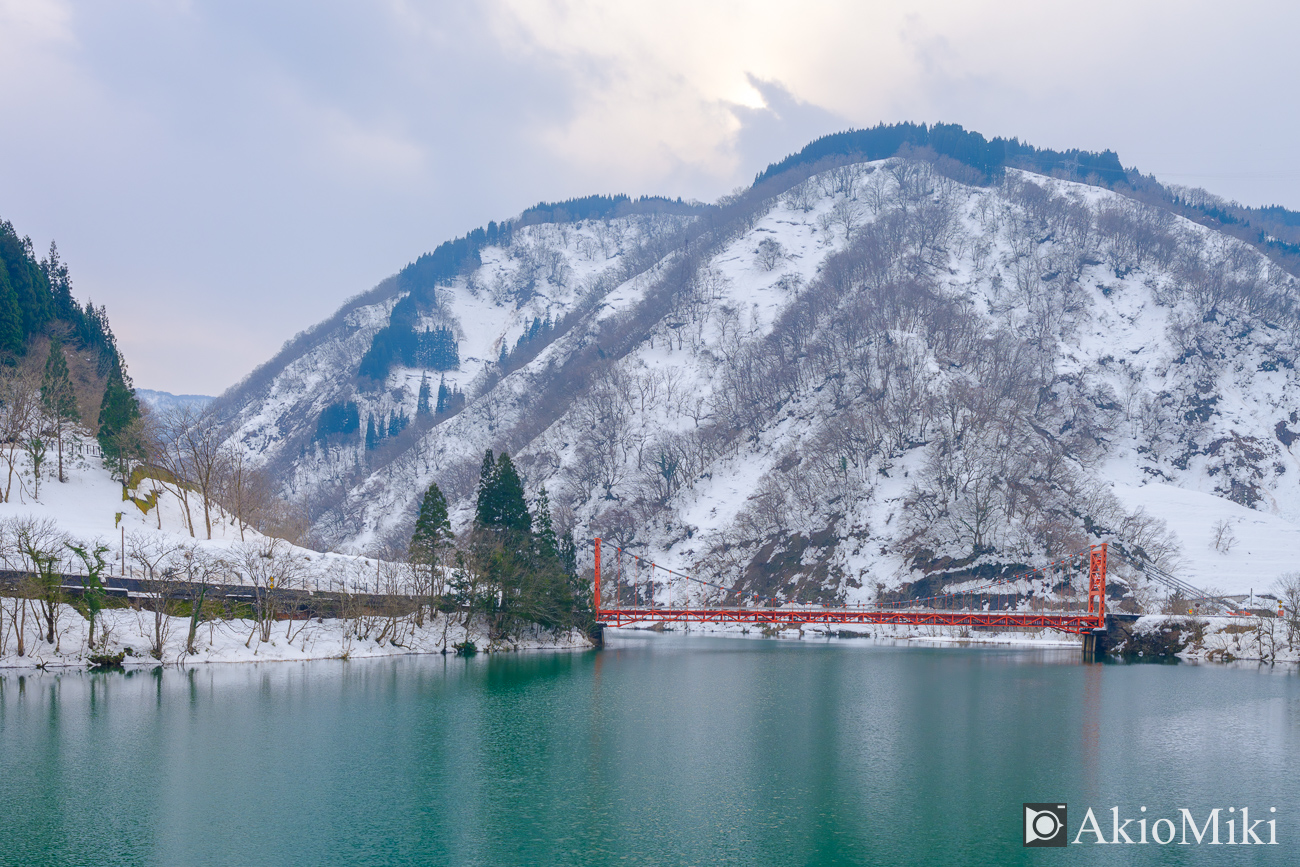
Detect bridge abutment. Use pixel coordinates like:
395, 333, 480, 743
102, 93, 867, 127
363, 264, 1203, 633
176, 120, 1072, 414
1082, 626, 1109, 661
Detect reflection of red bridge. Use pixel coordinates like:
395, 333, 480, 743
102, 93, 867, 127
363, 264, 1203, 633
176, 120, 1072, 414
593, 539, 1110, 653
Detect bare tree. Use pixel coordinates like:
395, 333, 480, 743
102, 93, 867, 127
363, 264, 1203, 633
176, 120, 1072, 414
145, 411, 196, 536
1275, 573, 1300, 650
176, 406, 231, 540
1211, 519, 1237, 554
237, 538, 305, 643
0, 364, 42, 503
222, 448, 274, 541
755, 237, 785, 271
14, 517, 69, 647
146, 404, 235, 539
176, 544, 228, 654
126, 532, 185, 659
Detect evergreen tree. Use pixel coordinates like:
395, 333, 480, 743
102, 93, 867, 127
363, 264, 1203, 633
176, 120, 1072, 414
473, 450, 532, 535
97, 358, 142, 476
491, 453, 531, 535
436, 376, 449, 414
416, 373, 431, 417
0, 258, 23, 356
533, 486, 560, 563
365, 413, 378, 450
410, 481, 453, 584
474, 449, 498, 527
466, 451, 585, 637
41, 337, 79, 482
42, 241, 77, 322
559, 530, 577, 578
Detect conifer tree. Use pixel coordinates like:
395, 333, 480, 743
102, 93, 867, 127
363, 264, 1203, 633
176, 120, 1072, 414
410, 481, 453, 593
0, 260, 23, 356
436, 376, 449, 414
533, 486, 560, 563
473, 450, 531, 535
97, 358, 142, 476
474, 449, 498, 526
365, 413, 378, 451
41, 337, 79, 482
416, 373, 432, 417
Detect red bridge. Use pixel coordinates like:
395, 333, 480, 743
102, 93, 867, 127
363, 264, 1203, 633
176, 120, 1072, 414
593, 538, 1111, 654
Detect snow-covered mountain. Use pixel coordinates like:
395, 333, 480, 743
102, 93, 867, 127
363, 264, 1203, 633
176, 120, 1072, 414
215, 140, 1300, 603
136, 389, 214, 414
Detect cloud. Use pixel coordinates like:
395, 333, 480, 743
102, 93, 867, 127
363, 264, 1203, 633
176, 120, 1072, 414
731, 75, 847, 182
1, 0, 1298, 393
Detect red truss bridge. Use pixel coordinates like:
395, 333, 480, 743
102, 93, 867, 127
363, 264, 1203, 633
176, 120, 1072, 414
592, 538, 1111, 646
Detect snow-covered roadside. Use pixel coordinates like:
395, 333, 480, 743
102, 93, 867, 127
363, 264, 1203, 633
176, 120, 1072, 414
0, 603, 591, 670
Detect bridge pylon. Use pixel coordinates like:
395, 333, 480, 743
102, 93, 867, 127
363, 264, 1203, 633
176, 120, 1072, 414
1082, 543, 1109, 660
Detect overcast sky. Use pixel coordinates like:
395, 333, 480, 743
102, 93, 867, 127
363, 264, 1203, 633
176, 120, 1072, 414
2, 1, 1298, 395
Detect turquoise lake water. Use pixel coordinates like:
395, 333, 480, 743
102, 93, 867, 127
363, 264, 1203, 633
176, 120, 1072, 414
1, 633, 1298, 865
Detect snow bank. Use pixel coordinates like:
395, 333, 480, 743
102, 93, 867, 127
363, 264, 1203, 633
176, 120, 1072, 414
0, 602, 590, 670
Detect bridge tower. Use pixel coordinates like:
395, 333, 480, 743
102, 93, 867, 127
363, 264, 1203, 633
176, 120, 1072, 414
1082, 543, 1108, 660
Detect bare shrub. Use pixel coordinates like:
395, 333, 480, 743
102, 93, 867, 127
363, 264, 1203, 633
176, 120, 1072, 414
755, 237, 785, 271
1211, 519, 1237, 554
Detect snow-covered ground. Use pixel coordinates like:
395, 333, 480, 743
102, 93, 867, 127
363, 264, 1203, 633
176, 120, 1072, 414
0, 605, 589, 670
1111, 481, 1300, 596
0, 439, 592, 668
0, 437, 402, 593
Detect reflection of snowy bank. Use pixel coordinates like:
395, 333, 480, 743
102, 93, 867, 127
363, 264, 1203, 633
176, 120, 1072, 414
605, 621, 1081, 648
609, 615, 1300, 664
0, 603, 591, 670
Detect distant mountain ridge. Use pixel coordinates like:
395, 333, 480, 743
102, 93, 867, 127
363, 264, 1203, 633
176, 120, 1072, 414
136, 389, 214, 414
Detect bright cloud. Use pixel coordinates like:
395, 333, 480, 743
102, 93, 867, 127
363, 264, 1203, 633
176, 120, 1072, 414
0, 1, 1297, 393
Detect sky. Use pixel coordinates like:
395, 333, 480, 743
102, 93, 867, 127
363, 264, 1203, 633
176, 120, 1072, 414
2, 0, 1298, 395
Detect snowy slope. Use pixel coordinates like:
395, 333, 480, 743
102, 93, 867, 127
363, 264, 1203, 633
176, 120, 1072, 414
0, 433, 398, 594
1111, 482, 1300, 596
217, 157, 1300, 606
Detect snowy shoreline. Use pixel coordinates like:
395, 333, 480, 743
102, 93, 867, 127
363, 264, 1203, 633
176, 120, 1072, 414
0, 603, 592, 671
8, 614, 1298, 670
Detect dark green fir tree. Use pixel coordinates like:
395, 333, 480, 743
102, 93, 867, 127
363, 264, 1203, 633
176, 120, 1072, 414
410, 481, 453, 580
97, 358, 142, 477
533, 486, 560, 563
474, 450, 532, 535
40, 337, 79, 482
436, 376, 449, 414
416, 372, 432, 417
0, 259, 23, 356
365, 413, 378, 451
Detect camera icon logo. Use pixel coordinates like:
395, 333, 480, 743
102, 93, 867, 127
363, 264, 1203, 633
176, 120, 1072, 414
1024, 803, 1068, 847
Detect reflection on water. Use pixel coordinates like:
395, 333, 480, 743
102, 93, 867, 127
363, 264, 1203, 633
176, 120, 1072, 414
1, 635, 1298, 866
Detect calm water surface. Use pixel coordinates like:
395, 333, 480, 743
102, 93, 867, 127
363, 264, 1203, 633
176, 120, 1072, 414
1, 634, 1298, 866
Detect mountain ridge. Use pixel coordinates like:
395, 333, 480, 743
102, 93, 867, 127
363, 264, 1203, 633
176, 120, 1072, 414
215, 125, 1300, 609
